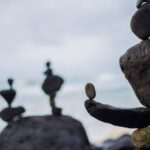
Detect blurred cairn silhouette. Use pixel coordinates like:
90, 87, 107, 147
42, 62, 64, 116
0, 79, 25, 123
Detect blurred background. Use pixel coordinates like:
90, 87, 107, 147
0, 0, 143, 144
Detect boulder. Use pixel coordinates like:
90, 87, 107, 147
120, 40, 150, 108
0, 115, 93, 150
131, 3, 150, 40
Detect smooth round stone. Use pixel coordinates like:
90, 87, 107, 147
85, 83, 96, 100
120, 40, 150, 108
131, 3, 150, 40
132, 126, 150, 149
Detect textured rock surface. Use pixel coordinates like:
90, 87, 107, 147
120, 40, 150, 108
100, 135, 134, 150
131, 3, 150, 40
132, 126, 150, 149
0, 115, 93, 150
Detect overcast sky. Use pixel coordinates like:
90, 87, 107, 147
0, 0, 140, 85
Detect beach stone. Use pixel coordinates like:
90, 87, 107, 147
132, 126, 150, 149
100, 135, 134, 150
0, 115, 94, 150
85, 83, 96, 100
120, 40, 150, 108
131, 3, 150, 40
0, 107, 25, 122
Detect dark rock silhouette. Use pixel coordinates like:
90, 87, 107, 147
0, 115, 94, 150
131, 3, 150, 40
0, 79, 25, 123
137, 0, 150, 8
42, 62, 64, 115
85, 98, 150, 128
0, 107, 25, 122
0, 79, 16, 108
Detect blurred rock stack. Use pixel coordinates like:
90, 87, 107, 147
0, 63, 96, 150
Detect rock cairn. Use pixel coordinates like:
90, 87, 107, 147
42, 62, 64, 116
84, 1, 150, 150
0, 79, 25, 123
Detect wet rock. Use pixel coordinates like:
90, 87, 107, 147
85, 100, 150, 128
131, 3, 150, 40
0, 107, 25, 122
132, 126, 150, 150
120, 40, 150, 108
0, 115, 93, 150
100, 135, 134, 150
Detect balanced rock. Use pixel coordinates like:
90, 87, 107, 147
0, 106, 25, 122
131, 3, 150, 40
85, 83, 96, 100
120, 40, 150, 108
132, 126, 150, 150
0, 115, 93, 150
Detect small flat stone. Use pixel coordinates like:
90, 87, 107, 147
131, 3, 150, 40
85, 83, 96, 100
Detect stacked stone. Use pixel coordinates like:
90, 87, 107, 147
0, 79, 25, 123
84, 1, 150, 150
123, 1, 150, 150
42, 62, 64, 116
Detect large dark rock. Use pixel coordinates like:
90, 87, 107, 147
0, 115, 93, 150
100, 135, 134, 150
120, 40, 150, 108
131, 3, 150, 40
85, 100, 150, 128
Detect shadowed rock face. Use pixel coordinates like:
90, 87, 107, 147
0, 115, 93, 150
120, 40, 150, 108
131, 3, 150, 40
85, 100, 150, 128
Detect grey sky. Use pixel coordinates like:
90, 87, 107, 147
0, 0, 139, 84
